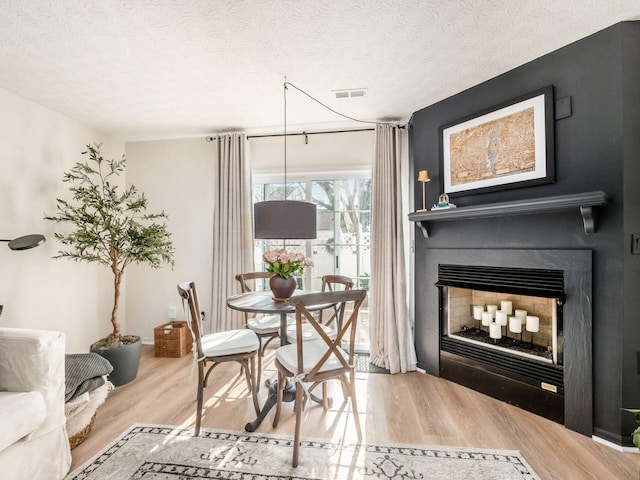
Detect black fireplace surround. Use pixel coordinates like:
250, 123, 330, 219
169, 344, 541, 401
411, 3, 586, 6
416, 249, 592, 435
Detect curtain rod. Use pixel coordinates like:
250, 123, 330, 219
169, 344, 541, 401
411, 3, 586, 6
248, 127, 376, 139
205, 125, 406, 142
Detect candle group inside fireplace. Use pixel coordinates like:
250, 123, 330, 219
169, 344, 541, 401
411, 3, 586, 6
447, 286, 557, 364
473, 303, 530, 337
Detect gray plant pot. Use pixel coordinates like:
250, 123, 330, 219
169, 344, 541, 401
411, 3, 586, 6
90, 336, 142, 387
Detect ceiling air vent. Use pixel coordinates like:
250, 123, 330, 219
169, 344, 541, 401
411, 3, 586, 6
333, 88, 368, 99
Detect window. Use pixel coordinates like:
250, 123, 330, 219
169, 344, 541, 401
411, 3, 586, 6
253, 174, 371, 348
310, 178, 370, 291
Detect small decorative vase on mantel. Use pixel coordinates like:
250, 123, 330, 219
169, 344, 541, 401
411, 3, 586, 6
269, 275, 296, 301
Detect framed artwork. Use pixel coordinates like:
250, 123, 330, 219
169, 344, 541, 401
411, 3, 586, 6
440, 86, 554, 196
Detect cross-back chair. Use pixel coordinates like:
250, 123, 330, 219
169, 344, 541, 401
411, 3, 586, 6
272, 289, 367, 467
318, 274, 354, 330
235, 272, 294, 389
285, 274, 353, 344
177, 281, 260, 436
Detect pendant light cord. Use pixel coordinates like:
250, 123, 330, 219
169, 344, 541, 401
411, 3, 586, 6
281, 78, 402, 202
284, 80, 288, 199
206, 81, 404, 143
285, 81, 399, 126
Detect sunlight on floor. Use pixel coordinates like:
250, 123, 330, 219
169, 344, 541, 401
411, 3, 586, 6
171, 346, 378, 449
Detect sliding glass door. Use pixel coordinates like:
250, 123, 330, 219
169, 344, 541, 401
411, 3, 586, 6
253, 174, 371, 349
310, 179, 370, 290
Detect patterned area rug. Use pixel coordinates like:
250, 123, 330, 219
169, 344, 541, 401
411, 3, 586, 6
354, 353, 390, 374
66, 424, 540, 479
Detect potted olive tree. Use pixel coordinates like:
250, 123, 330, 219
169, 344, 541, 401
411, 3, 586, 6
46, 143, 174, 386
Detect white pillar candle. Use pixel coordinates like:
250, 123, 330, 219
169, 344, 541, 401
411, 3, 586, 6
495, 310, 508, 326
481, 312, 493, 326
515, 309, 527, 320
500, 300, 513, 315
473, 305, 484, 321
486, 304, 498, 318
489, 322, 502, 340
526, 315, 540, 332
509, 316, 522, 333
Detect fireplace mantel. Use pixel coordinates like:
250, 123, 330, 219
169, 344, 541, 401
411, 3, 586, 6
409, 191, 608, 238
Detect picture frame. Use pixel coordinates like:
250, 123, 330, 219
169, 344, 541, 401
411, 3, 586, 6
440, 86, 554, 196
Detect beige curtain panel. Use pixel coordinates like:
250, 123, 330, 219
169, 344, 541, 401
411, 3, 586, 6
210, 133, 254, 332
369, 124, 417, 374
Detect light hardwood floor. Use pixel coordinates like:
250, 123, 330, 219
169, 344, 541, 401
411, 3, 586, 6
70, 345, 640, 479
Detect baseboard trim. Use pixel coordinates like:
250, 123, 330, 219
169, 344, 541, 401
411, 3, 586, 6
592, 435, 640, 453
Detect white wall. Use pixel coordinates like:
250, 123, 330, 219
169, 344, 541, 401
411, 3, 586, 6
0, 87, 125, 353
124, 138, 214, 343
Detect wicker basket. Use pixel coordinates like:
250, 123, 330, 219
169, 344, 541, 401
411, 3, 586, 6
154, 321, 192, 357
69, 412, 96, 449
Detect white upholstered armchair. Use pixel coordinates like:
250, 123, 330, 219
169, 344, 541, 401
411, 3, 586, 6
0, 328, 71, 479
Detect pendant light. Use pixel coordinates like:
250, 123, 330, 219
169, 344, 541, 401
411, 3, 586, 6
254, 81, 317, 239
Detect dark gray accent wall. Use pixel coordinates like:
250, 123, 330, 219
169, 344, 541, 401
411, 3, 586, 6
409, 22, 640, 445
622, 22, 640, 445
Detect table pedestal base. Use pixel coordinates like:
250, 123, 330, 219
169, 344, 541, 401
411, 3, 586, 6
244, 378, 330, 432
244, 379, 296, 432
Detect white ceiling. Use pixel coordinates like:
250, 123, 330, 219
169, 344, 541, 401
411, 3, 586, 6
1, 0, 639, 142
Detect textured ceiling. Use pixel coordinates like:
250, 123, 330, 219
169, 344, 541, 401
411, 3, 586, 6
0, 0, 639, 141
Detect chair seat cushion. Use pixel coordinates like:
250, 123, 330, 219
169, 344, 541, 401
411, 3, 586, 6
201, 329, 259, 357
247, 315, 293, 334
276, 339, 348, 375
286, 322, 336, 343
0, 391, 46, 452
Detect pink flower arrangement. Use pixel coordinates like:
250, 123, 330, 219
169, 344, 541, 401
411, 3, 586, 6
263, 248, 313, 278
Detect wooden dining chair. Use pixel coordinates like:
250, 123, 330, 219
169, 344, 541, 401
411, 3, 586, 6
272, 289, 367, 467
235, 272, 294, 389
177, 281, 261, 436
319, 274, 354, 330
285, 274, 353, 344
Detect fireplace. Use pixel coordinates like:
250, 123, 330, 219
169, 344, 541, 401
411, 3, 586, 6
416, 249, 593, 435
444, 287, 560, 365
437, 264, 566, 422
